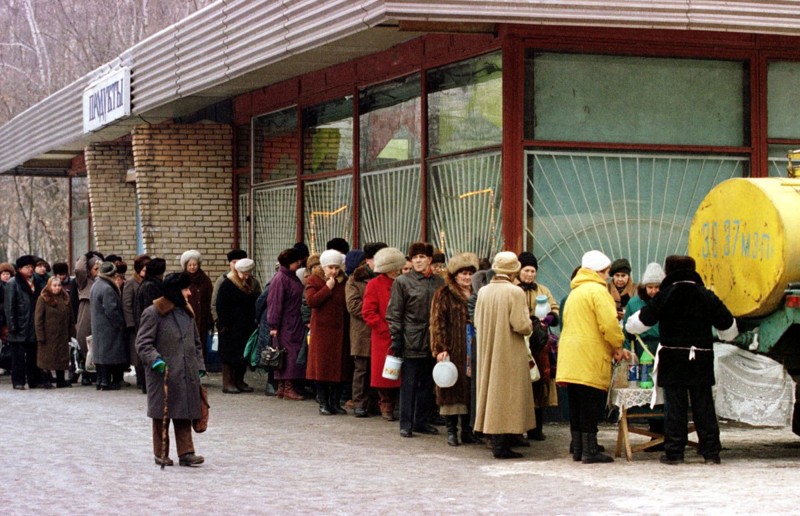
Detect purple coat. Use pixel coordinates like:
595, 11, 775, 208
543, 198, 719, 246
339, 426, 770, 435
267, 267, 306, 380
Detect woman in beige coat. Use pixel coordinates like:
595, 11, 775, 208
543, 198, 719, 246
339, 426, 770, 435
474, 252, 534, 459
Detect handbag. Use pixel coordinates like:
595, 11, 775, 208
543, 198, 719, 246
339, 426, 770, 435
260, 345, 287, 371
243, 328, 261, 368
192, 384, 210, 433
524, 338, 541, 382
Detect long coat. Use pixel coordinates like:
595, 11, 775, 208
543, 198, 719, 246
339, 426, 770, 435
4, 275, 38, 343
518, 280, 560, 407
186, 269, 213, 346
305, 271, 351, 383
122, 274, 143, 366
385, 269, 444, 359
74, 254, 95, 354
556, 268, 625, 391
473, 276, 535, 435
90, 275, 128, 365
216, 272, 259, 365
136, 298, 203, 420
34, 291, 75, 370
429, 279, 470, 409
345, 264, 374, 357
363, 273, 400, 389
266, 267, 306, 380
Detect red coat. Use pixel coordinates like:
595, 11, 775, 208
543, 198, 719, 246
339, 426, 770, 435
362, 274, 401, 389
305, 272, 351, 383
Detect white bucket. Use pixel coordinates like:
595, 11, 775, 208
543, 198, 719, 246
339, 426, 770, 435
382, 355, 403, 380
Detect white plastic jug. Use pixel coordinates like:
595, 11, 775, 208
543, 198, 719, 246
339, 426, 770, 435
382, 355, 403, 380
432, 356, 458, 388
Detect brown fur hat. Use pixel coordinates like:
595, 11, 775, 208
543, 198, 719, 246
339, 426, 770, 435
664, 255, 696, 276
446, 253, 479, 275
407, 242, 434, 258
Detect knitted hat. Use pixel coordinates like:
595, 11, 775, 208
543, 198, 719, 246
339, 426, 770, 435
373, 247, 406, 274
88, 255, 103, 269
98, 261, 116, 277
235, 258, 255, 273
15, 255, 36, 269
407, 242, 434, 258
518, 252, 538, 270
326, 238, 350, 255
180, 250, 201, 269
640, 262, 666, 285
492, 251, 521, 275
226, 249, 247, 262
0, 262, 15, 276
446, 253, 479, 275
52, 262, 69, 276
581, 250, 612, 272
278, 248, 302, 268
363, 242, 387, 260
320, 249, 344, 268
145, 258, 167, 277
345, 249, 365, 276
610, 258, 632, 276
664, 255, 696, 276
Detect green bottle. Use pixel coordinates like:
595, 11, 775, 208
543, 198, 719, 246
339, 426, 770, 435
639, 352, 654, 389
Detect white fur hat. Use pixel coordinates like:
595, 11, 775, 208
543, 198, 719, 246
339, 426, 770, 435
581, 250, 612, 272
641, 262, 666, 285
180, 249, 201, 269
234, 258, 255, 273
492, 251, 521, 275
373, 247, 406, 274
319, 249, 344, 268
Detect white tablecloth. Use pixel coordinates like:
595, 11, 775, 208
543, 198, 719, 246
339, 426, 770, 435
611, 387, 664, 410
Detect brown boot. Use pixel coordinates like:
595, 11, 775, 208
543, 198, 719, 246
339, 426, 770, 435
222, 365, 240, 394
283, 380, 305, 401
276, 381, 285, 399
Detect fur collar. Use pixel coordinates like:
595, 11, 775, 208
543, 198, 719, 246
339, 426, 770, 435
226, 270, 255, 295
444, 272, 471, 301
312, 267, 346, 284
153, 296, 195, 318
40, 289, 69, 307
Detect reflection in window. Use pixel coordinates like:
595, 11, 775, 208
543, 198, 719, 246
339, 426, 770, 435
71, 176, 91, 264
253, 108, 298, 184
303, 98, 353, 175
768, 61, 800, 140
303, 176, 353, 255
427, 52, 502, 156
360, 75, 421, 171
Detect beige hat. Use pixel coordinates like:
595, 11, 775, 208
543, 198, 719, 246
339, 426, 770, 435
641, 262, 666, 285
234, 258, 255, 273
492, 251, 521, 275
447, 253, 479, 275
373, 247, 406, 274
581, 250, 612, 271
319, 249, 344, 268
180, 249, 201, 269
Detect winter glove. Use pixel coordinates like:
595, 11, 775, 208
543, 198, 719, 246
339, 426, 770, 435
152, 358, 166, 374
543, 313, 558, 327
199, 370, 207, 378
389, 341, 404, 358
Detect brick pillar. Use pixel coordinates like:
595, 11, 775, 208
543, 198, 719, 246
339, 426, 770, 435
132, 122, 233, 280
85, 141, 138, 261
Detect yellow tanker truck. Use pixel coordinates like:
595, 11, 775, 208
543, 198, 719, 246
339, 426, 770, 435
688, 151, 800, 432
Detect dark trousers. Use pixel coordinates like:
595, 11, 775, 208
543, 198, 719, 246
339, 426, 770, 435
663, 384, 721, 459
351, 356, 370, 409
567, 383, 607, 434
399, 356, 435, 432
152, 418, 194, 458
10, 341, 38, 388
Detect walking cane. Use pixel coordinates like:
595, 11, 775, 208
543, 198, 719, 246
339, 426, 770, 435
160, 365, 169, 470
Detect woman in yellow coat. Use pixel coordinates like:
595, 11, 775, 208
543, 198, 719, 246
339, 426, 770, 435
556, 250, 628, 464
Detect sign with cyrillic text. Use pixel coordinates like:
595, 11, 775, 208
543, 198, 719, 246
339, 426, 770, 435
82, 68, 131, 133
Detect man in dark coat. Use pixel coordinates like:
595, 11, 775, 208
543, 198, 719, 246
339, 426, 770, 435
136, 272, 205, 467
626, 255, 738, 465
5, 255, 42, 389
386, 242, 445, 437
134, 257, 166, 329
91, 262, 128, 390
123, 254, 150, 393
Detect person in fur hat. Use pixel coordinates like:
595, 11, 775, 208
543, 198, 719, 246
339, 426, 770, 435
608, 258, 637, 320
180, 250, 213, 367
136, 272, 205, 467
5, 254, 42, 389
430, 252, 481, 446
211, 249, 247, 325
385, 242, 444, 437
73, 251, 104, 385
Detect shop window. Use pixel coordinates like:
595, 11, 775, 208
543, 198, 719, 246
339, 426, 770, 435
359, 74, 422, 248
303, 176, 353, 255
253, 184, 298, 283
237, 173, 250, 255
768, 61, 800, 140
427, 52, 502, 156
253, 108, 298, 184
524, 150, 747, 300
526, 52, 747, 146
302, 98, 353, 175
428, 150, 502, 260
71, 176, 91, 264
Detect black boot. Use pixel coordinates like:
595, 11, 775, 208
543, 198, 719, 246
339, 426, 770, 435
329, 383, 346, 414
460, 414, 478, 444
581, 432, 613, 464
571, 430, 582, 461
317, 383, 333, 415
527, 408, 545, 441
492, 435, 523, 459
445, 416, 459, 446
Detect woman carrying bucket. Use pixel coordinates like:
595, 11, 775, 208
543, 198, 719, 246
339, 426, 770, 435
362, 247, 406, 421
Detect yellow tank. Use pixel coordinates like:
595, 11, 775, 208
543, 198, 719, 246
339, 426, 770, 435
688, 177, 800, 318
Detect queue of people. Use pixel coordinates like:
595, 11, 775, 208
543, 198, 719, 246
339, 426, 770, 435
0, 241, 739, 468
